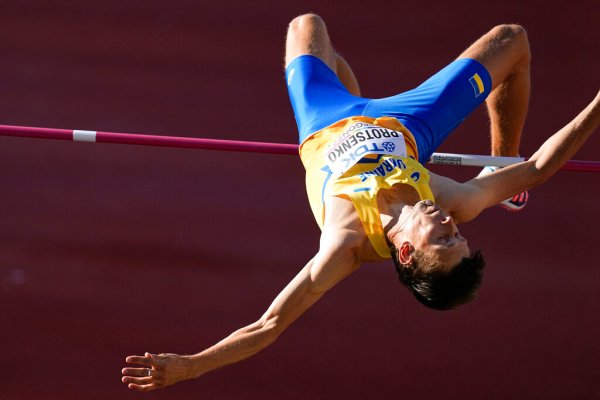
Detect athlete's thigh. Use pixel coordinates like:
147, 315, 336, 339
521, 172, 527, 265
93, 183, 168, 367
286, 55, 369, 143
363, 59, 491, 163
285, 15, 369, 143
285, 14, 337, 69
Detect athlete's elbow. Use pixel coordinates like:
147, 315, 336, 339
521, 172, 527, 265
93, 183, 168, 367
515, 157, 549, 187
535, 170, 553, 186
259, 315, 285, 344
526, 164, 552, 187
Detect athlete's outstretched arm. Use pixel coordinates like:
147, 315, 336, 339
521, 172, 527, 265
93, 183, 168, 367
121, 235, 361, 392
444, 90, 600, 223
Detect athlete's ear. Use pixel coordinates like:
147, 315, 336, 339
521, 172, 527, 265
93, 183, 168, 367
398, 241, 415, 266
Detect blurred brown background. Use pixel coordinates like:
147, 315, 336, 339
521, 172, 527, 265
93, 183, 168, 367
1, 1, 599, 399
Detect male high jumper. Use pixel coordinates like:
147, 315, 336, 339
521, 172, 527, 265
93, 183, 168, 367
121, 14, 600, 391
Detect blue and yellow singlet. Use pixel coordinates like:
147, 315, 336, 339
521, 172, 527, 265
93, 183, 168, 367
299, 116, 435, 259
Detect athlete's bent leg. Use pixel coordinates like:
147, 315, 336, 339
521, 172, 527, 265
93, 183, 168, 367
461, 25, 531, 210
285, 14, 361, 96
459, 24, 531, 157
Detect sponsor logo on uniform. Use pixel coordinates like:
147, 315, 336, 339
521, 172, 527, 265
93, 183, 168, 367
325, 122, 407, 176
381, 142, 395, 153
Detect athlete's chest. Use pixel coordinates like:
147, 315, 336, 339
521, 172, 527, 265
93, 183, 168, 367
322, 186, 419, 262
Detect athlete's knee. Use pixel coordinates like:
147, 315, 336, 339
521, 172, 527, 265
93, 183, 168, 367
490, 24, 530, 60
285, 13, 335, 68
490, 23, 527, 38
287, 14, 327, 37
461, 24, 530, 66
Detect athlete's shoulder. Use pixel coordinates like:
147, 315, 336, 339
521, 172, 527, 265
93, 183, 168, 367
321, 196, 368, 244
321, 196, 391, 262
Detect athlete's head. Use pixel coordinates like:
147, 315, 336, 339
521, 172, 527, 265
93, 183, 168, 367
388, 200, 485, 310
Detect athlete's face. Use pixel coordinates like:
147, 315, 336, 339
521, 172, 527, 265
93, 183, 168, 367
397, 200, 470, 270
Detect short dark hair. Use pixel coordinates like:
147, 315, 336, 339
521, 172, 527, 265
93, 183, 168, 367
390, 245, 485, 311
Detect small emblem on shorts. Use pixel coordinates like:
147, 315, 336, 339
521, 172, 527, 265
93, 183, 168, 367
381, 142, 395, 152
287, 68, 296, 86
469, 73, 484, 97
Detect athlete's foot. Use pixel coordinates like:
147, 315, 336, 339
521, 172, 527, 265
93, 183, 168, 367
500, 190, 529, 211
478, 165, 529, 212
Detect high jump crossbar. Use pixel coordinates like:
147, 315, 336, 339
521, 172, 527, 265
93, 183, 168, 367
0, 124, 598, 172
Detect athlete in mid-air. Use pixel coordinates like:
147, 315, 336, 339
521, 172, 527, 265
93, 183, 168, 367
121, 14, 600, 391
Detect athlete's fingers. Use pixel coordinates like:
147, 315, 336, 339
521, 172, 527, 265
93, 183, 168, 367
127, 382, 158, 392
122, 376, 152, 385
125, 355, 153, 367
121, 367, 152, 377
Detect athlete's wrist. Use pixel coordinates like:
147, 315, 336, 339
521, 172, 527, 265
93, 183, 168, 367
185, 353, 210, 379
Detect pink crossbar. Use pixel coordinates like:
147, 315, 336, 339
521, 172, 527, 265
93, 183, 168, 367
0, 124, 599, 172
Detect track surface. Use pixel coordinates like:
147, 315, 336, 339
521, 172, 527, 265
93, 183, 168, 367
1, 2, 599, 399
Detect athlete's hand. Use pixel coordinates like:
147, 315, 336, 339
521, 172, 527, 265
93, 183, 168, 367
122, 352, 196, 392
